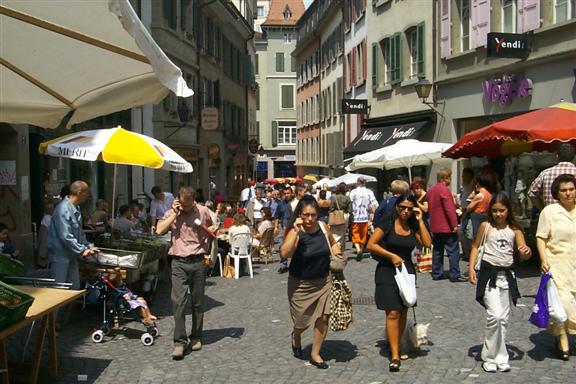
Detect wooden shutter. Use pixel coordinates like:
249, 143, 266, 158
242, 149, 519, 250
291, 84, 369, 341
352, 47, 357, 87
472, 0, 490, 48
272, 121, 278, 147
440, 0, 451, 58
518, 0, 540, 33
372, 42, 379, 89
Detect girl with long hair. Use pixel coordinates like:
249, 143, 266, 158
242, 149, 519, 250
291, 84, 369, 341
469, 193, 531, 373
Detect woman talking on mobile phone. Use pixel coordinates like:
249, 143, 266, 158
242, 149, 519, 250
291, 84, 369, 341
367, 194, 431, 372
280, 195, 341, 370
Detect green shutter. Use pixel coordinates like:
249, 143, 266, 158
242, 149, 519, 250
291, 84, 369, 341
393, 33, 402, 84
255, 54, 259, 75
272, 121, 278, 147
417, 22, 425, 76
371, 43, 378, 89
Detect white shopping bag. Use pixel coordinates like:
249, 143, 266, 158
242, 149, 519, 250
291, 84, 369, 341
547, 277, 567, 323
394, 264, 417, 307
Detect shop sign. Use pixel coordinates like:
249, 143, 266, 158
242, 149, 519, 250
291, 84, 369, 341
482, 74, 532, 107
283, 155, 296, 161
342, 99, 368, 114
487, 32, 529, 59
201, 107, 219, 130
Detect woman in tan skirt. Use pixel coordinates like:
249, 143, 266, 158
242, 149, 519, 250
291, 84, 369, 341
280, 195, 341, 369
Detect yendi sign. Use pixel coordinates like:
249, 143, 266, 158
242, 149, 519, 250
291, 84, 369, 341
482, 74, 532, 107
487, 32, 529, 59
342, 99, 368, 114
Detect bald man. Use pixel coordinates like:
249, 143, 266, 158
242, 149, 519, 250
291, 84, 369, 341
48, 181, 99, 290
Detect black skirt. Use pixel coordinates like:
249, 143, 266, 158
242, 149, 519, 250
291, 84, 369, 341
375, 261, 416, 311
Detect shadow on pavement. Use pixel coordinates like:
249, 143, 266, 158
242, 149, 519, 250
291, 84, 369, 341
527, 331, 554, 361
323, 340, 359, 362
202, 327, 245, 345
468, 344, 525, 362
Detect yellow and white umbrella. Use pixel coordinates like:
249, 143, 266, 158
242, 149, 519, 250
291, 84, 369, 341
39, 126, 192, 217
39, 126, 192, 173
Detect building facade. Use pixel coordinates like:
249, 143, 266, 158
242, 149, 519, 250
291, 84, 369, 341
294, 0, 343, 178
255, 0, 305, 181
436, 0, 576, 194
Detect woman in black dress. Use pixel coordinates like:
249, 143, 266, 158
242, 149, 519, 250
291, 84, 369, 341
367, 194, 431, 372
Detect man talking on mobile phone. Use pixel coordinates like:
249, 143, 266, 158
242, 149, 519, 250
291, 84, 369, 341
155, 186, 213, 360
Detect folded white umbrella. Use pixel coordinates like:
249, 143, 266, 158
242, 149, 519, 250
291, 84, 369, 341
327, 173, 377, 188
345, 139, 453, 181
0, 0, 193, 128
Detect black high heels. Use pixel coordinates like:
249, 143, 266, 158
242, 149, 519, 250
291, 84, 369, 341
291, 333, 302, 358
309, 359, 329, 369
291, 344, 302, 358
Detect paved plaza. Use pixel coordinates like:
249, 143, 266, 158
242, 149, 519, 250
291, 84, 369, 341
6, 246, 576, 384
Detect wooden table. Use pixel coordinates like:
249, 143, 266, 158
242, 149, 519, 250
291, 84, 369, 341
0, 286, 85, 384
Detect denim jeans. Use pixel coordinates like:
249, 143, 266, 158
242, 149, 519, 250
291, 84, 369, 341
431, 233, 461, 279
171, 256, 207, 345
51, 256, 80, 289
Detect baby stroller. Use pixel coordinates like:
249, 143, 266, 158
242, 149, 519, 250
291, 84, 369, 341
85, 272, 159, 346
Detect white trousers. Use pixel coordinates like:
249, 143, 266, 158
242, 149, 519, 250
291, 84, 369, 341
481, 272, 511, 364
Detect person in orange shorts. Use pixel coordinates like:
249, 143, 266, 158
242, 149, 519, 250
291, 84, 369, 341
349, 177, 377, 261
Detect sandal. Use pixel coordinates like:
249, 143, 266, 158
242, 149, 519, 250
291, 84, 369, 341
558, 349, 570, 361
389, 359, 400, 372
400, 353, 409, 360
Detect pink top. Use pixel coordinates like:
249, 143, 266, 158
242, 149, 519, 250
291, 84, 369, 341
161, 204, 213, 257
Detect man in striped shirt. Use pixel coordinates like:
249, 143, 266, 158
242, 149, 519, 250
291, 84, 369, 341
528, 143, 576, 210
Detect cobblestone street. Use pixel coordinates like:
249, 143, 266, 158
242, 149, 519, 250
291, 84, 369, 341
6, 246, 576, 384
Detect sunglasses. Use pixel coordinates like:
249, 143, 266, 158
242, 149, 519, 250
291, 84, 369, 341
397, 206, 414, 212
300, 213, 317, 218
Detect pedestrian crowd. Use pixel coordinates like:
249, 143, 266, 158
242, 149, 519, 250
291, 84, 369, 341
6, 144, 573, 373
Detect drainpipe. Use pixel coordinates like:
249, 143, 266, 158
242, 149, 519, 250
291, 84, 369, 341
313, 30, 321, 175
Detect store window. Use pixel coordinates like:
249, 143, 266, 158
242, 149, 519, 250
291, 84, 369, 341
459, 0, 471, 52
502, 0, 517, 33
257, 6, 265, 17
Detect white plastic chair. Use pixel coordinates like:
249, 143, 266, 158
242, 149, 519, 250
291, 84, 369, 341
228, 232, 253, 279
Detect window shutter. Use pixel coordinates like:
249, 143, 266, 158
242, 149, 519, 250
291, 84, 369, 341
392, 33, 402, 84
440, 0, 451, 58
372, 42, 379, 89
362, 39, 367, 82
417, 23, 425, 76
272, 121, 278, 147
352, 46, 357, 86
518, 0, 540, 33
472, 0, 490, 48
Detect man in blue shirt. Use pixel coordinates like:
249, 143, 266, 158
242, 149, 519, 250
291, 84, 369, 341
48, 180, 99, 290
275, 185, 294, 273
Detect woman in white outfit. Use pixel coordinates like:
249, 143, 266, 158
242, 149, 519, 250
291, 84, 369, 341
469, 193, 531, 373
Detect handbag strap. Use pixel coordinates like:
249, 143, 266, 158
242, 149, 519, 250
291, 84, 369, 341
479, 224, 490, 247
412, 307, 417, 323
319, 221, 335, 258
334, 195, 341, 211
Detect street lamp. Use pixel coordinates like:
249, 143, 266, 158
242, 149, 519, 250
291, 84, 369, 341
165, 98, 190, 139
414, 78, 445, 114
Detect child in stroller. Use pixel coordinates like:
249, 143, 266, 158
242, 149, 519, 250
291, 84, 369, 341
86, 268, 159, 345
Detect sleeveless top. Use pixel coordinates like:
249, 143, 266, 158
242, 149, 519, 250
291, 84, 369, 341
374, 221, 418, 284
289, 228, 331, 280
473, 188, 491, 214
482, 224, 515, 267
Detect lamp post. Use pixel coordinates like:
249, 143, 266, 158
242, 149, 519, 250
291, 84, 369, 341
414, 78, 445, 114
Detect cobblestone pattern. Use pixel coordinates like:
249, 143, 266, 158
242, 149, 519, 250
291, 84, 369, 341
5, 246, 575, 383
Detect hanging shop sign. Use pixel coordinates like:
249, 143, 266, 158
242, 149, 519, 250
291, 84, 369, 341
341, 99, 368, 114
201, 107, 219, 130
482, 74, 533, 107
487, 32, 529, 59
248, 138, 259, 154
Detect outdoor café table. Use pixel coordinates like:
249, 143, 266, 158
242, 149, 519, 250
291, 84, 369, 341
0, 286, 85, 384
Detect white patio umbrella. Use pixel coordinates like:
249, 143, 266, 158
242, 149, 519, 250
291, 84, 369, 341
39, 126, 192, 217
0, 0, 193, 129
327, 173, 377, 188
312, 177, 332, 189
345, 139, 453, 181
